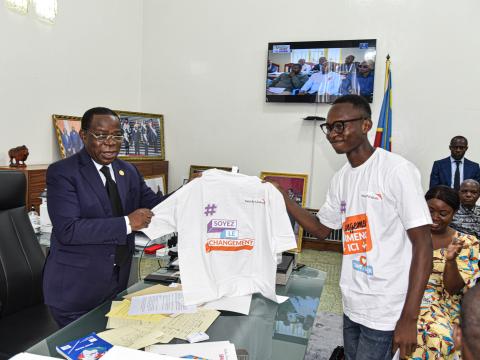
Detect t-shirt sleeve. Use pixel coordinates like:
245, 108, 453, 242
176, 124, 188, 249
456, 234, 480, 290
142, 186, 184, 239
266, 183, 297, 253
387, 162, 432, 230
317, 176, 342, 230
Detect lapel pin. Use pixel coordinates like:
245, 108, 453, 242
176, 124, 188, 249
119, 170, 125, 176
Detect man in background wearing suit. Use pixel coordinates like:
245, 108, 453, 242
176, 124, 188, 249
429, 136, 480, 190
43, 107, 164, 327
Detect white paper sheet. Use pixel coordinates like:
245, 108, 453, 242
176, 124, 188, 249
276, 295, 289, 303
9, 354, 58, 360
146, 341, 238, 360
202, 295, 252, 315
101, 346, 183, 360
129, 291, 197, 315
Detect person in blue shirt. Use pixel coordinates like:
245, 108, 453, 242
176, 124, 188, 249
356, 61, 374, 102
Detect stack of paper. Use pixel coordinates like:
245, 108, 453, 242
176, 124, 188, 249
102, 284, 220, 348
146, 341, 238, 360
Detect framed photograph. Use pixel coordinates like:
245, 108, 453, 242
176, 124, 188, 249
189, 165, 233, 179
259, 172, 308, 252
52, 114, 84, 159
144, 174, 167, 196
115, 110, 165, 161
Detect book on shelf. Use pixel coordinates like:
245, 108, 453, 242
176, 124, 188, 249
56, 332, 112, 360
276, 252, 295, 285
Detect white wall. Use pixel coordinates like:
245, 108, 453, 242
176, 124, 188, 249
0, 0, 143, 165
141, 0, 480, 208
3, 1, 479, 208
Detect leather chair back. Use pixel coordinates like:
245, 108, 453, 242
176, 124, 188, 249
0, 171, 45, 317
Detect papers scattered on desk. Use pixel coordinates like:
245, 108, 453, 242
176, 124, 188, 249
98, 324, 167, 350
106, 299, 167, 322
101, 346, 184, 360
202, 294, 252, 315
129, 291, 196, 315
146, 341, 238, 360
124, 284, 180, 301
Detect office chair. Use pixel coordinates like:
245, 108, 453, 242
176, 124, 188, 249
0, 171, 58, 360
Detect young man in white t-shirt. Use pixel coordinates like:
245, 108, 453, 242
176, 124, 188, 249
273, 95, 432, 360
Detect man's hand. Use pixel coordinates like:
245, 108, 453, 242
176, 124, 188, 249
262, 179, 287, 197
128, 208, 154, 231
392, 316, 418, 358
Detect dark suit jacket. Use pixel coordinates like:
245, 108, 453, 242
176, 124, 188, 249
43, 149, 163, 312
429, 156, 480, 189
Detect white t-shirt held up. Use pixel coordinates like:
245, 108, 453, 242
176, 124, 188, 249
143, 169, 297, 306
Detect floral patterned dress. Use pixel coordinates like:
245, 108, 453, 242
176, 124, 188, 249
408, 232, 479, 360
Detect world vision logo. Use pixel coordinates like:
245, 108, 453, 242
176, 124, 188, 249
360, 192, 383, 201
342, 214, 372, 255
205, 238, 254, 253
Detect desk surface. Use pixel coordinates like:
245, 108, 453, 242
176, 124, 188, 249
27, 267, 325, 360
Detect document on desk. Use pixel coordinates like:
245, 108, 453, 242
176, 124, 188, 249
202, 294, 252, 315
154, 308, 220, 341
106, 299, 167, 321
106, 301, 162, 329
98, 323, 167, 350
101, 345, 184, 360
129, 291, 196, 315
146, 341, 238, 360
124, 284, 181, 300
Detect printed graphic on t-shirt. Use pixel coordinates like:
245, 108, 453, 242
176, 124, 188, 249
342, 214, 372, 255
205, 218, 255, 253
352, 255, 374, 275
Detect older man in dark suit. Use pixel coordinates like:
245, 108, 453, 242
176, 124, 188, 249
43, 107, 164, 327
429, 136, 480, 190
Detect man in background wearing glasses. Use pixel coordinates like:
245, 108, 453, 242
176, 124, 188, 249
273, 95, 432, 359
43, 107, 165, 327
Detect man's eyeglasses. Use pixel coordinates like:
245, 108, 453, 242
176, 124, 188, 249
88, 131, 124, 143
320, 117, 366, 135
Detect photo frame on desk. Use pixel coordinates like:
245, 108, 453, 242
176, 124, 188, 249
260, 171, 308, 252
115, 110, 165, 161
189, 165, 233, 179
144, 174, 167, 196
52, 114, 83, 159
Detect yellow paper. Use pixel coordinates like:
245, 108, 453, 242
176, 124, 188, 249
153, 309, 220, 340
123, 284, 181, 300
106, 299, 167, 322
98, 323, 170, 349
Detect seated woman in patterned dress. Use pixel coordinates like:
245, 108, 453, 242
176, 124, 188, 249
408, 185, 479, 360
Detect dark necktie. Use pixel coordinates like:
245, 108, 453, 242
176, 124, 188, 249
100, 166, 128, 266
453, 160, 461, 191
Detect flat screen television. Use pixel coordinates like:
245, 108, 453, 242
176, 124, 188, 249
266, 39, 377, 103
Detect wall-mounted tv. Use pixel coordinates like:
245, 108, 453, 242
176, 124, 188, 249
266, 39, 377, 103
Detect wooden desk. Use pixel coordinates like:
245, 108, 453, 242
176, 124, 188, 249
0, 160, 169, 212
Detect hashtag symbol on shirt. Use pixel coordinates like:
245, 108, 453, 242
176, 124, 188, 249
204, 203, 217, 216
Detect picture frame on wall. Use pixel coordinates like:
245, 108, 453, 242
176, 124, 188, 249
189, 165, 233, 179
115, 110, 165, 161
52, 114, 83, 159
259, 171, 308, 252
144, 174, 167, 196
